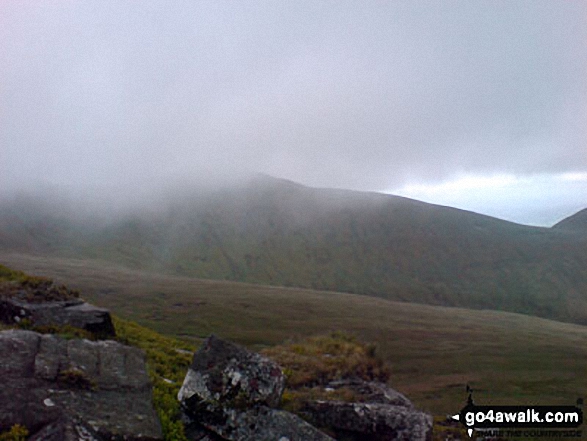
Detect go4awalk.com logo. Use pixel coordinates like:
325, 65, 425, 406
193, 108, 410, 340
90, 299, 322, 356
452, 386, 583, 438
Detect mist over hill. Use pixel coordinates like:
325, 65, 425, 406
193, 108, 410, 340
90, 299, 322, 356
1, 175, 586, 325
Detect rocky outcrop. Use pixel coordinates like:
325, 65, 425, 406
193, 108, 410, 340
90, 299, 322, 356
324, 378, 414, 408
0, 297, 115, 338
0, 329, 162, 440
177, 334, 435, 440
178, 335, 334, 441
300, 378, 432, 440
303, 400, 432, 441
0, 325, 432, 441
0, 277, 115, 338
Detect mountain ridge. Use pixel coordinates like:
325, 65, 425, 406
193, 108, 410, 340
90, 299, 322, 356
1, 175, 586, 324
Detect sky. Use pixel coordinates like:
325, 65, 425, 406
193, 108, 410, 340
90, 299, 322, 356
1, 1, 585, 226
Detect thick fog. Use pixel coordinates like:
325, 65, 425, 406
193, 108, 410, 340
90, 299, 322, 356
1, 1, 585, 225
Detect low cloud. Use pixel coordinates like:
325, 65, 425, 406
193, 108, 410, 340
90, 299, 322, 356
0, 1, 585, 223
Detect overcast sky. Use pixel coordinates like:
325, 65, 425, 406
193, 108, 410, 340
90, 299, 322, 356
1, 1, 585, 226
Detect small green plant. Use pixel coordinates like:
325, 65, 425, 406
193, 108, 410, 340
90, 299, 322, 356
0, 424, 28, 441
15, 318, 33, 330
31, 324, 95, 340
57, 368, 97, 390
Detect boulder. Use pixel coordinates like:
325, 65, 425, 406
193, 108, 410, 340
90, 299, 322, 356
178, 334, 285, 411
303, 400, 432, 441
0, 329, 162, 440
0, 297, 115, 338
178, 335, 333, 441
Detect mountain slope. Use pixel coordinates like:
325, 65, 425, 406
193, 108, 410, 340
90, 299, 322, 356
1, 175, 586, 324
552, 208, 587, 232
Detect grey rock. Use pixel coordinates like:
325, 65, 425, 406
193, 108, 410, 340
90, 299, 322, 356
0, 329, 161, 440
27, 417, 101, 441
303, 400, 432, 441
178, 334, 285, 412
326, 378, 413, 408
179, 335, 334, 441
182, 419, 225, 441
184, 406, 335, 441
0, 297, 115, 338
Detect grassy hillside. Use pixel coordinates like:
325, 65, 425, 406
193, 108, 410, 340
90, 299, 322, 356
553, 208, 587, 232
1, 176, 586, 324
2, 252, 585, 419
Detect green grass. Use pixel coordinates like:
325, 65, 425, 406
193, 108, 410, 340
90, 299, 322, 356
262, 332, 390, 389
261, 332, 390, 415
112, 316, 196, 441
15, 321, 95, 340
3, 252, 586, 421
0, 263, 79, 302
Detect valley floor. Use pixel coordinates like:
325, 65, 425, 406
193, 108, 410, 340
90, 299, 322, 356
1, 251, 585, 416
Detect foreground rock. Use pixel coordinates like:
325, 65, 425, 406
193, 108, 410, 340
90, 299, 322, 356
178, 335, 334, 441
178, 334, 285, 409
324, 378, 414, 408
304, 400, 432, 441
301, 378, 432, 440
183, 407, 336, 441
0, 278, 115, 338
0, 329, 162, 440
0, 297, 115, 338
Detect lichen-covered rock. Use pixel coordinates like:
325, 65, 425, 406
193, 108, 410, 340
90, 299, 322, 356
184, 406, 335, 441
178, 334, 285, 411
0, 329, 162, 440
303, 400, 432, 441
178, 335, 334, 441
0, 297, 115, 338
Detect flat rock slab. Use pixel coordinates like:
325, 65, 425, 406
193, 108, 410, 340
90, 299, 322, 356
0, 297, 115, 338
184, 406, 335, 441
0, 329, 161, 440
304, 400, 432, 441
326, 378, 413, 408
